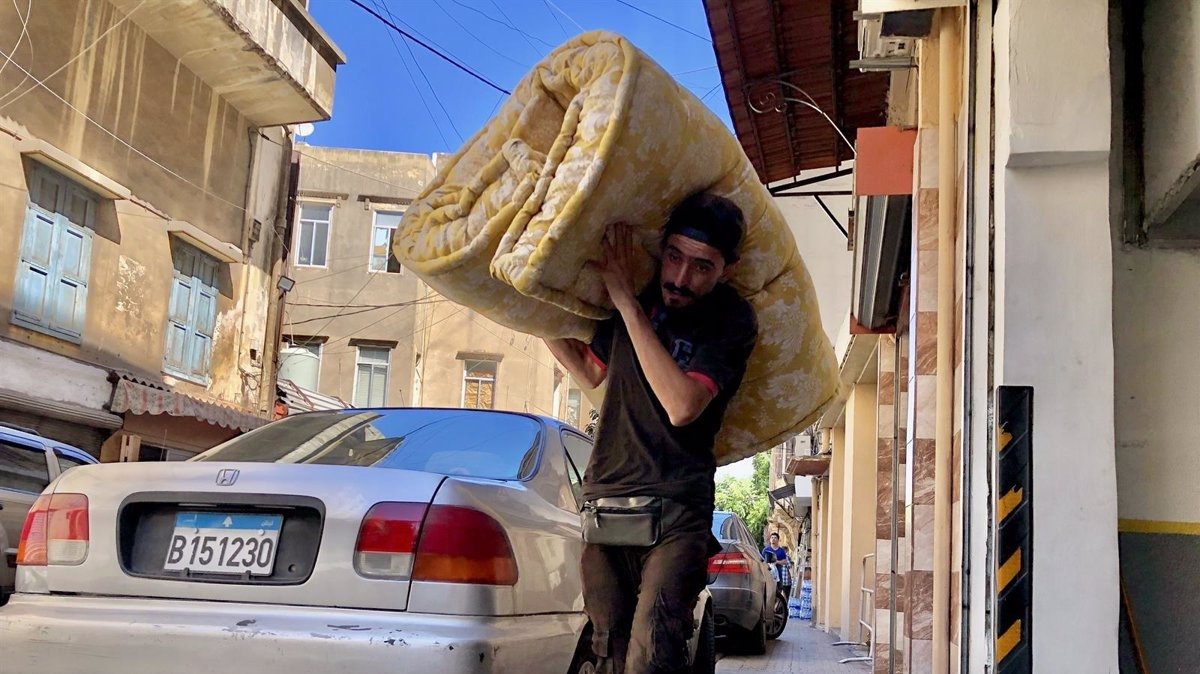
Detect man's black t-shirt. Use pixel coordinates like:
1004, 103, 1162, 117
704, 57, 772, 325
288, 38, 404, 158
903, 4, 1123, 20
582, 283, 758, 513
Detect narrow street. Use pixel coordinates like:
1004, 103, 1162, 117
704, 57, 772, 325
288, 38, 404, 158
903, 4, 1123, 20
717, 621, 870, 674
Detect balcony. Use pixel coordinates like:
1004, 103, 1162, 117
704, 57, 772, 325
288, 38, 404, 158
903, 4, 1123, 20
110, 0, 344, 126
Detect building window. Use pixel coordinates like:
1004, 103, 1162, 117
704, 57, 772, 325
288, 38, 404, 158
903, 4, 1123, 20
370, 210, 404, 273
461, 359, 497, 409
295, 202, 331, 267
566, 388, 582, 428
354, 346, 390, 407
164, 241, 219, 384
12, 164, 97, 343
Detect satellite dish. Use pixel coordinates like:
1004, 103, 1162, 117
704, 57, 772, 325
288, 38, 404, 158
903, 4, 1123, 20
295, 123, 315, 138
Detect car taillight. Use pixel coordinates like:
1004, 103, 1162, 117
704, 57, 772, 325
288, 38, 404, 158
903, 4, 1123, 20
354, 502, 428, 579
707, 551, 752, 575
16, 493, 89, 567
412, 505, 518, 586
355, 502, 518, 586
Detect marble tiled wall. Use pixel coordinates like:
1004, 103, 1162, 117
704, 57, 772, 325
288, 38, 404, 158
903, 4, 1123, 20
875, 334, 910, 674
905, 128, 940, 673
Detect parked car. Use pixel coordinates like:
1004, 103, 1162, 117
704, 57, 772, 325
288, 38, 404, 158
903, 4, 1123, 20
0, 408, 714, 674
707, 510, 787, 654
0, 423, 96, 605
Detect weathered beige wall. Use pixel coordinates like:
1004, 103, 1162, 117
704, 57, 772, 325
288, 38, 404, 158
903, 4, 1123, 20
285, 146, 434, 407
415, 299, 562, 418
0, 0, 253, 245
0, 0, 289, 414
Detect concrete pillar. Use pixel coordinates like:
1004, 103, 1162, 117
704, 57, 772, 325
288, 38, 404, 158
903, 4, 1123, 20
991, 1, 1118, 671
824, 427, 847, 635
841, 383, 879, 641
814, 477, 829, 627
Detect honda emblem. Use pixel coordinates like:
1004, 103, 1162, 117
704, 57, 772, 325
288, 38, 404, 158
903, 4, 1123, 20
215, 469, 240, 486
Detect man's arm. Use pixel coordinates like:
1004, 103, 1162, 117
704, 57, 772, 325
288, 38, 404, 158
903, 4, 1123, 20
592, 223, 715, 426
618, 305, 714, 426
544, 337, 607, 390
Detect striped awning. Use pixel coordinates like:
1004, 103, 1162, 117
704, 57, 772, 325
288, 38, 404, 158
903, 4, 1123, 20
109, 374, 267, 432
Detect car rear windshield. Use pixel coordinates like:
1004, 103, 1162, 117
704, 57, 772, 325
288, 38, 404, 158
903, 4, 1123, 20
194, 409, 543, 480
712, 512, 733, 539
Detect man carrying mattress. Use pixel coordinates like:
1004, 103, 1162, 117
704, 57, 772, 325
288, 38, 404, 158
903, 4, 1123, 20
545, 192, 758, 674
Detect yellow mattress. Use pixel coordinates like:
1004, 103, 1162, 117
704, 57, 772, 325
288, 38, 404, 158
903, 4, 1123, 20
395, 31, 837, 464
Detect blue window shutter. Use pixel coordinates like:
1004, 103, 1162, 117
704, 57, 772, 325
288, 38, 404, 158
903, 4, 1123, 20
48, 221, 91, 339
189, 286, 216, 379
13, 166, 97, 343
13, 208, 55, 323
164, 274, 192, 373
163, 243, 219, 383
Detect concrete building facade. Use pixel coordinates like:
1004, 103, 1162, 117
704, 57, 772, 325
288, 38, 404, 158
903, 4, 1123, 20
0, 0, 341, 459
282, 145, 597, 431
281, 146, 432, 410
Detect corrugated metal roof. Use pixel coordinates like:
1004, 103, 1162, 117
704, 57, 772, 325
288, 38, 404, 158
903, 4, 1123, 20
278, 378, 350, 413
704, 0, 890, 184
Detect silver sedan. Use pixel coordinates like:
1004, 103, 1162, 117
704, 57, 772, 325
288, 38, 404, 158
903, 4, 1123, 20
0, 408, 715, 674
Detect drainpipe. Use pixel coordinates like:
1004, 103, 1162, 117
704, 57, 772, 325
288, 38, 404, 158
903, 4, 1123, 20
960, 2, 980, 672
257, 129, 295, 414
235, 128, 262, 406
933, 8, 960, 674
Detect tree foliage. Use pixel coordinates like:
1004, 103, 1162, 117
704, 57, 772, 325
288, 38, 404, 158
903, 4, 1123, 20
715, 451, 772, 544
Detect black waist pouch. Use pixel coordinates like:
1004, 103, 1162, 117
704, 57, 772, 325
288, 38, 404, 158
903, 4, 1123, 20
581, 496, 663, 547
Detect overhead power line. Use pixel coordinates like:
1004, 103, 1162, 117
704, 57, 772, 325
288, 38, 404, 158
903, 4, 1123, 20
0, 0, 149, 110
545, 0, 586, 33
452, 0, 553, 54
2, 59, 245, 212
0, 0, 33, 90
347, 0, 511, 95
383, 1, 465, 143
612, 0, 712, 43
541, 0, 571, 38
367, 0, 454, 148
433, 0, 530, 69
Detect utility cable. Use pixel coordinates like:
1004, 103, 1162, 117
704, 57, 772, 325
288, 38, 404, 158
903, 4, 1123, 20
451, 0, 553, 55
0, 0, 149, 110
611, 0, 712, 43
347, 0, 511, 95
366, 0, 453, 148
0, 0, 32, 87
381, 0, 465, 143
545, 0, 586, 33
1, 58, 245, 212
433, 0, 529, 68
542, 0, 571, 37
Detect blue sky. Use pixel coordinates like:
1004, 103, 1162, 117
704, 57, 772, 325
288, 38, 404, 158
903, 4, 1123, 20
306, 0, 731, 153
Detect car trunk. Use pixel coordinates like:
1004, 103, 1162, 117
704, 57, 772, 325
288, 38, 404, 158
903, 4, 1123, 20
39, 461, 445, 612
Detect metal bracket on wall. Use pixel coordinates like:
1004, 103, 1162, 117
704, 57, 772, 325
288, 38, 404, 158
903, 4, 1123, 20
814, 195, 849, 238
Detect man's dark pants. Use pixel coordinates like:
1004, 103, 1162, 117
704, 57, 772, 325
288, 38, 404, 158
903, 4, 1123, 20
580, 500, 714, 674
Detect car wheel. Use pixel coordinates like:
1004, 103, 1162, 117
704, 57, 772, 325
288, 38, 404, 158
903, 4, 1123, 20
736, 614, 768, 655
766, 591, 788, 640
690, 603, 716, 674
568, 627, 599, 674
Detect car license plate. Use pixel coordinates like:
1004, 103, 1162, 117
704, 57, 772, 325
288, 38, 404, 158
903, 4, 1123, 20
163, 512, 283, 576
